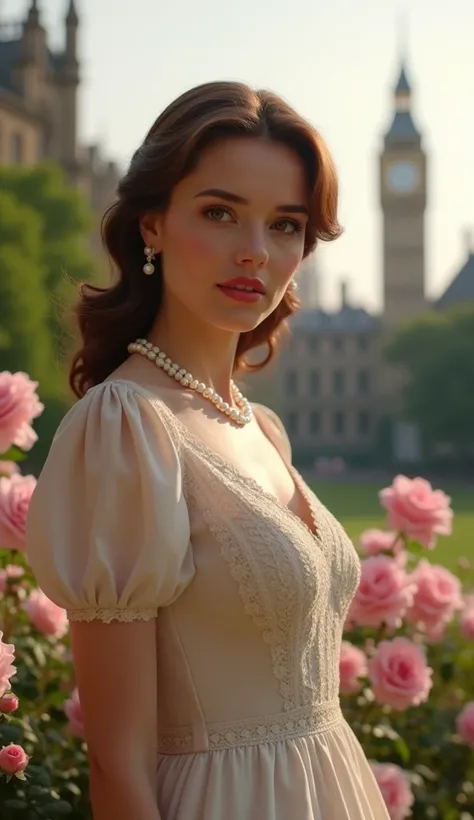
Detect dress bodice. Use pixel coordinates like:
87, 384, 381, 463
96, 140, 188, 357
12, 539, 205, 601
150, 398, 361, 752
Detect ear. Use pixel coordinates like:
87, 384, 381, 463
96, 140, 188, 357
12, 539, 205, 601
139, 212, 163, 253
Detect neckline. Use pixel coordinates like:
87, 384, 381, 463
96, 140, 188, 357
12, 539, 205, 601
109, 379, 322, 544
183, 425, 321, 542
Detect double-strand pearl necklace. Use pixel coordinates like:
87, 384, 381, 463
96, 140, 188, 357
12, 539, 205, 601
127, 338, 254, 426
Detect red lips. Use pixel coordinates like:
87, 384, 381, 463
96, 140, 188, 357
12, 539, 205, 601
218, 276, 266, 294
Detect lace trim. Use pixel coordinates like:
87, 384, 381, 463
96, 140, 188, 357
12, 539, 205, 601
67, 607, 157, 623
157, 699, 343, 754
112, 386, 361, 707
183, 452, 331, 713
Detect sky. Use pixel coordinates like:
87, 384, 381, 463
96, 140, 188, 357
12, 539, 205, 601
3, 0, 474, 311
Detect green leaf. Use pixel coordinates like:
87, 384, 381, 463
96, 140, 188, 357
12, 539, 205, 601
441, 661, 455, 682
393, 736, 410, 764
0, 723, 23, 744
33, 644, 47, 668
0, 446, 26, 464
4, 798, 28, 809
27, 764, 52, 787
64, 782, 81, 796
28, 784, 48, 797
38, 801, 73, 816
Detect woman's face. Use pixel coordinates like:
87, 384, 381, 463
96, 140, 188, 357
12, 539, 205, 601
142, 136, 309, 334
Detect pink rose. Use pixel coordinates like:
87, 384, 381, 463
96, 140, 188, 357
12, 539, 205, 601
459, 595, 474, 641
0, 743, 28, 774
64, 688, 84, 738
0, 631, 16, 699
359, 529, 403, 556
456, 702, 474, 749
23, 589, 68, 639
0, 473, 36, 550
0, 564, 25, 594
379, 475, 452, 549
0, 461, 20, 477
370, 762, 414, 820
346, 555, 415, 629
407, 560, 463, 639
368, 636, 433, 711
339, 641, 368, 694
0, 693, 19, 713
0, 371, 44, 455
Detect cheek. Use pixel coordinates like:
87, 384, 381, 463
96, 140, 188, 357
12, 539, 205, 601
166, 217, 225, 267
272, 243, 304, 283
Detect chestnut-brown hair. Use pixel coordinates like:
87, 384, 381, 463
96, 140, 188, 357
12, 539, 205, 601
69, 81, 341, 398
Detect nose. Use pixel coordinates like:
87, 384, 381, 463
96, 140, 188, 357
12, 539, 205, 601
235, 229, 269, 269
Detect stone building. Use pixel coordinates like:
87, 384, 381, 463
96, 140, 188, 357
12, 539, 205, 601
296, 253, 321, 310
0, 0, 119, 247
251, 59, 473, 465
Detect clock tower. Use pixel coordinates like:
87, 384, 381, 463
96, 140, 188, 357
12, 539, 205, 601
380, 61, 427, 327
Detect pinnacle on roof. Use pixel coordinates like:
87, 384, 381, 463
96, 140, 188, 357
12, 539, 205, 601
66, 0, 79, 26
395, 64, 411, 95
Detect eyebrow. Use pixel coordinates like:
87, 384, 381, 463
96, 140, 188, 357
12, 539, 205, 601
194, 188, 309, 216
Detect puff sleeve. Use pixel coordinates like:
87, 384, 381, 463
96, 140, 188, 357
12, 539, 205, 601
26, 382, 195, 623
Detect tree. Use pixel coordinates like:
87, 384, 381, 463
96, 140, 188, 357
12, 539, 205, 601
0, 192, 53, 389
385, 306, 474, 462
0, 163, 97, 359
0, 164, 99, 468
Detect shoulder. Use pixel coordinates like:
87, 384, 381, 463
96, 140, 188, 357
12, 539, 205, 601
252, 403, 292, 461
56, 379, 176, 444
46, 380, 183, 481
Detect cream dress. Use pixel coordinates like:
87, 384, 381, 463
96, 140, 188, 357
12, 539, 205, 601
26, 380, 389, 820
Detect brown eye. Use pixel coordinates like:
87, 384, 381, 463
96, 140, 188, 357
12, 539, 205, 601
204, 206, 233, 222
273, 219, 303, 235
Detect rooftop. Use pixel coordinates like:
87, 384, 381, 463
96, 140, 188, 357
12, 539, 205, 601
436, 252, 474, 309
290, 306, 380, 334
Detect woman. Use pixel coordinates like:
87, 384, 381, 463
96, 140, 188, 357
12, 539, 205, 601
26, 82, 389, 820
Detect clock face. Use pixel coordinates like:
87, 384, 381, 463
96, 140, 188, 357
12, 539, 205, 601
386, 160, 420, 194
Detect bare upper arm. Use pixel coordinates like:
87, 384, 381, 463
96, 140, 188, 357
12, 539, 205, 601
69, 617, 158, 783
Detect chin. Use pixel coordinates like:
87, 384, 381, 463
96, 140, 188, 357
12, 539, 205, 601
212, 307, 272, 334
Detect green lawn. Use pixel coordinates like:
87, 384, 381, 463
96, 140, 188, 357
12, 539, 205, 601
311, 481, 474, 584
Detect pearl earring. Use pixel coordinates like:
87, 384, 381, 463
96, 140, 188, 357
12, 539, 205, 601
287, 278, 298, 293
143, 246, 156, 275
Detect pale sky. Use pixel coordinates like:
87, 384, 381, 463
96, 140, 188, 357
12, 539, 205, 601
4, 0, 474, 311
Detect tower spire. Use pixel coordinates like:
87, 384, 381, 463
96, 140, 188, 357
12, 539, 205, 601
66, 0, 79, 26
394, 8, 411, 104
26, 0, 40, 26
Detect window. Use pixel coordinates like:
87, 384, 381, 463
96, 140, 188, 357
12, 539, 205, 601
333, 337, 343, 352
286, 370, 298, 395
358, 335, 369, 352
358, 369, 370, 394
11, 132, 23, 164
287, 412, 299, 435
307, 336, 319, 352
309, 411, 320, 435
333, 411, 345, 436
309, 370, 320, 396
358, 412, 370, 435
333, 370, 345, 396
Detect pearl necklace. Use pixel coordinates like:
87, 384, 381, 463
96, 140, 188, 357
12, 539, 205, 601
127, 338, 254, 426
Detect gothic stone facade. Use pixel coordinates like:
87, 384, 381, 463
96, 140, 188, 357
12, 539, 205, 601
0, 1, 119, 248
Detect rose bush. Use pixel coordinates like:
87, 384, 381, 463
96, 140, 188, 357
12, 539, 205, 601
342, 474, 474, 819
0, 371, 90, 818
0, 372, 473, 819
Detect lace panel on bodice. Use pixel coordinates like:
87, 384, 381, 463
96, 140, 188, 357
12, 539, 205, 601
146, 396, 361, 713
